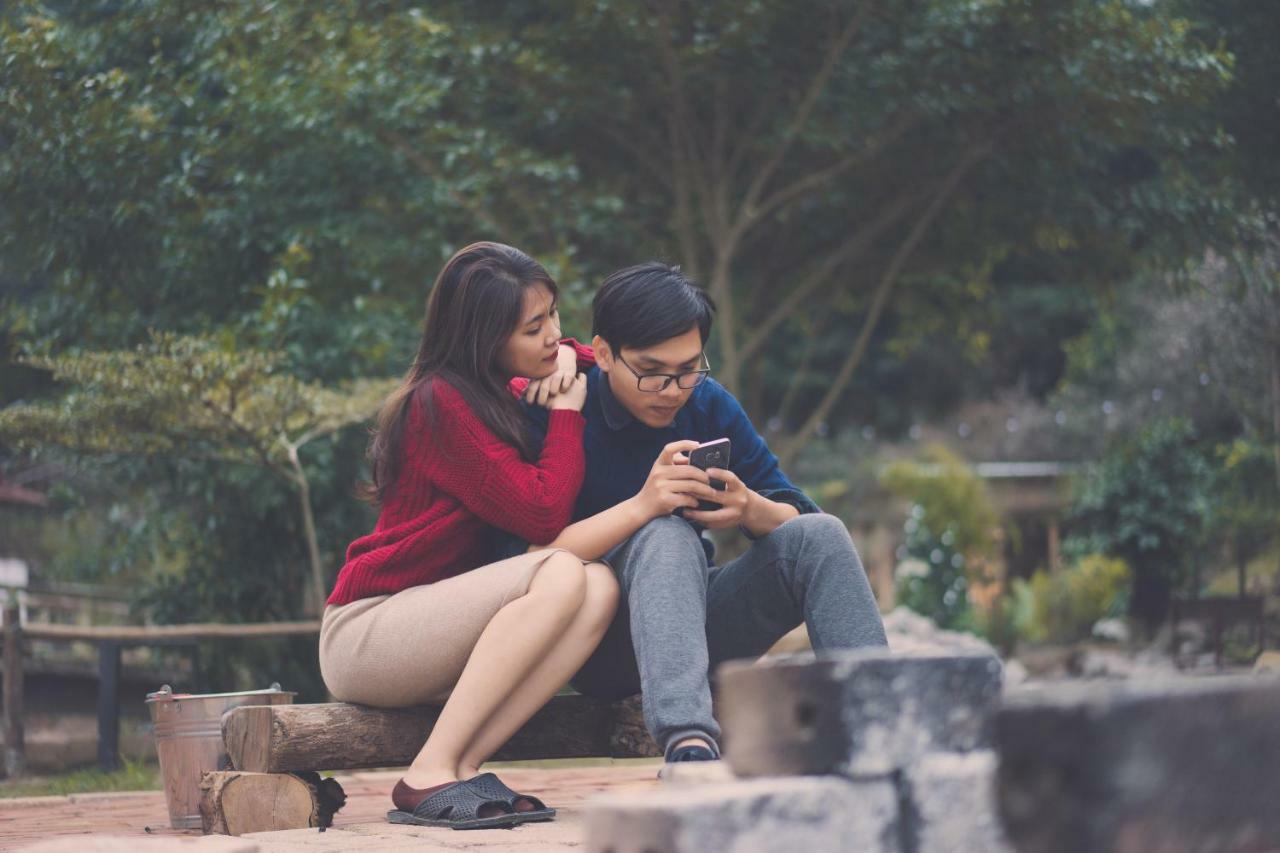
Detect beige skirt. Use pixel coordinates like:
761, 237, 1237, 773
319, 549, 574, 708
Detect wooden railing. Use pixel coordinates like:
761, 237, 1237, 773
1, 603, 319, 776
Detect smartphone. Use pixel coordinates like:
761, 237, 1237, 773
688, 438, 731, 511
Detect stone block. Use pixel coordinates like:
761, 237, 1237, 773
904, 751, 1011, 853
996, 675, 1280, 853
718, 650, 1003, 778
585, 777, 900, 853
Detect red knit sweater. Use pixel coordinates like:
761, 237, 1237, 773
327, 351, 592, 605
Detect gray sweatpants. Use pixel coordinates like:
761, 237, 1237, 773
570, 512, 887, 757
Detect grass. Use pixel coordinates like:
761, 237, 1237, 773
0, 758, 160, 799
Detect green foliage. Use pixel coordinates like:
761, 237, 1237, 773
0, 1, 610, 358
882, 445, 999, 630
882, 445, 999, 556
0, 333, 395, 614
1065, 418, 1213, 631
1012, 554, 1131, 644
0, 333, 392, 467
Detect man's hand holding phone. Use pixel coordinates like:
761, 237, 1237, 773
682, 466, 749, 529
674, 438, 743, 529
636, 440, 711, 518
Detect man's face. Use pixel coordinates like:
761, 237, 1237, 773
594, 326, 705, 428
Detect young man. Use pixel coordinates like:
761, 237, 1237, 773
520, 262, 887, 763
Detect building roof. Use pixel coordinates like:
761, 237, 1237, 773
0, 479, 49, 508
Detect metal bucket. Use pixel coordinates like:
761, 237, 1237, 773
146, 683, 295, 829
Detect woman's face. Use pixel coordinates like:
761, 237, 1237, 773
497, 282, 562, 379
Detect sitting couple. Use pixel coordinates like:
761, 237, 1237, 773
319, 241, 887, 829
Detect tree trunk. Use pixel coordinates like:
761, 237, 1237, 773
1271, 342, 1280, 495
1237, 538, 1248, 598
1129, 567, 1171, 640
287, 446, 327, 618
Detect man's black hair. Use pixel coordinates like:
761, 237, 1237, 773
592, 262, 717, 352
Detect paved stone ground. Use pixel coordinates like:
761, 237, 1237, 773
0, 761, 663, 852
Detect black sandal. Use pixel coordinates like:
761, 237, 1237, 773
387, 779, 521, 830
463, 772, 556, 823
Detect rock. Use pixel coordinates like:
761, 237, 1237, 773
585, 777, 900, 853
882, 607, 998, 656
1254, 650, 1280, 674
1091, 617, 1131, 644
905, 751, 1012, 853
996, 675, 1280, 853
1002, 659, 1029, 690
766, 623, 812, 655
719, 649, 1003, 778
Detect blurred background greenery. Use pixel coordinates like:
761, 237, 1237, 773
1, 0, 1277, 700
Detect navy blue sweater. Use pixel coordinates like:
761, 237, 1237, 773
498, 366, 819, 564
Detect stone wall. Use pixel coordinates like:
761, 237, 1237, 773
586, 649, 1280, 853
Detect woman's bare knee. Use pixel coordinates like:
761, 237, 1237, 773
527, 550, 588, 611
579, 562, 620, 634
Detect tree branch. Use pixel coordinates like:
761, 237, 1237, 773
778, 140, 993, 465
737, 186, 924, 364
737, 3, 874, 220
601, 123, 672, 189
745, 111, 919, 230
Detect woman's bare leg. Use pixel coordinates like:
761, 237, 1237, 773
401, 551, 587, 788
455, 561, 619, 777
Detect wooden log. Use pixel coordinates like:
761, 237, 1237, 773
224, 693, 659, 773
2, 603, 24, 778
200, 770, 344, 835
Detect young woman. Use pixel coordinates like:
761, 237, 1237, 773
319, 242, 620, 829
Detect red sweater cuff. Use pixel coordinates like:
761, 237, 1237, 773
545, 407, 587, 437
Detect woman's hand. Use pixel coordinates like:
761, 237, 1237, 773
524, 343, 580, 407
547, 373, 588, 411
635, 440, 710, 518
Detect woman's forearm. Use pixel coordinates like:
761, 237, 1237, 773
530, 496, 654, 561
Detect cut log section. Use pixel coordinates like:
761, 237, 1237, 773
223, 693, 659, 773
199, 770, 345, 836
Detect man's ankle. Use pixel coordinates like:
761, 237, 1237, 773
663, 730, 721, 761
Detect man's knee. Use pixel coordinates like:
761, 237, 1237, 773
771, 513, 868, 584
775, 512, 853, 551
616, 515, 706, 581
629, 515, 704, 556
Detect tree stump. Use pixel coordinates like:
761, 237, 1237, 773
199, 770, 345, 836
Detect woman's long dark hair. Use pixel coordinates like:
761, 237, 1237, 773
363, 241, 557, 504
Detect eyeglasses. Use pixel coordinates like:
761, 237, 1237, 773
615, 351, 711, 392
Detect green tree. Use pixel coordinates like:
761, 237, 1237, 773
0, 333, 394, 615
0, 2, 609, 362
491, 0, 1237, 462
1065, 418, 1213, 633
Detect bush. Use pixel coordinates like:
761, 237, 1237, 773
1014, 554, 1131, 644
884, 445, 999, 631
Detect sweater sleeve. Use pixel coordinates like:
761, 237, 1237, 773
420, 384, 587, 544
508, 337, 596, 397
